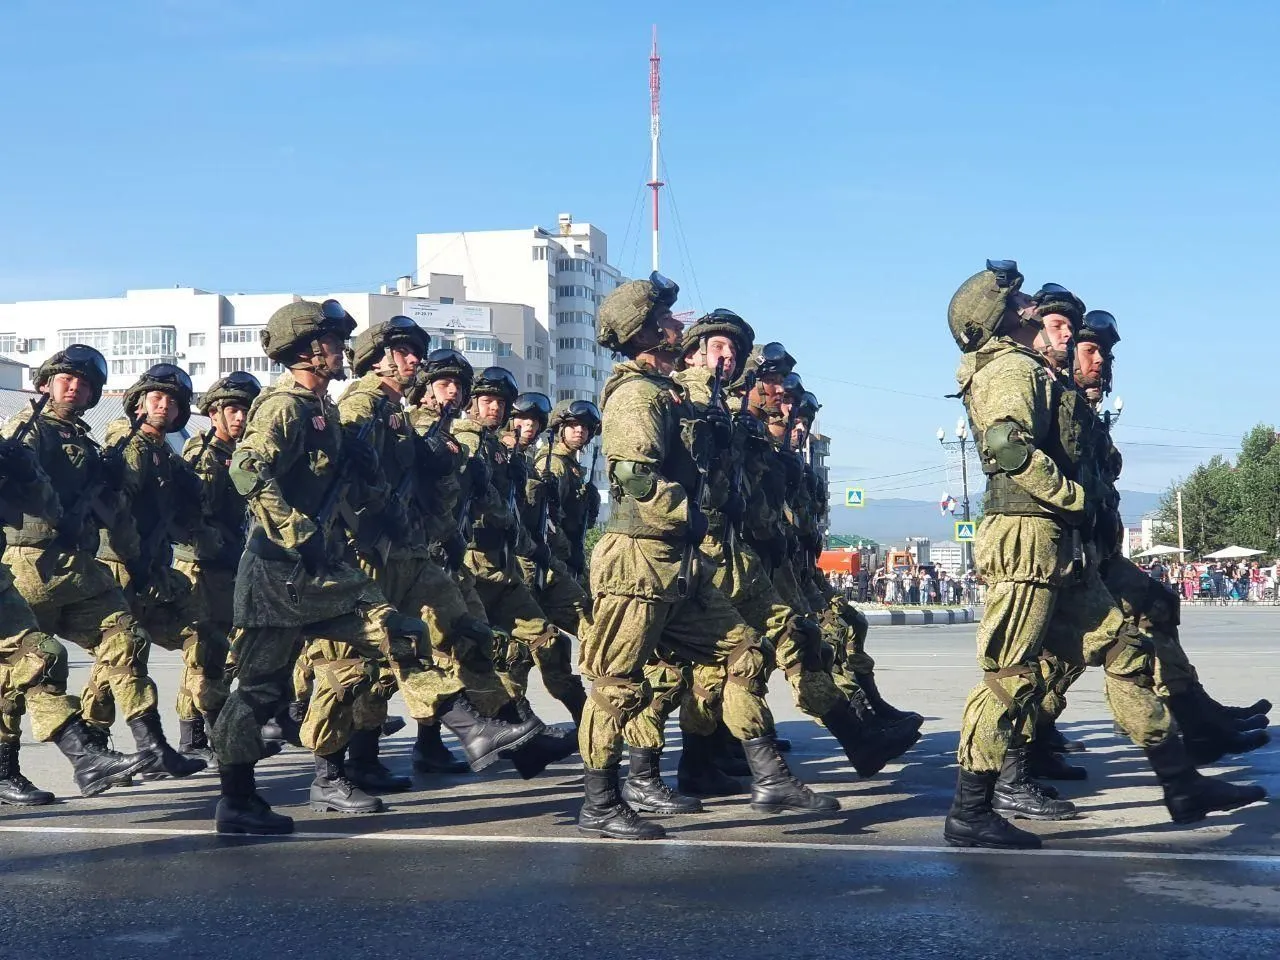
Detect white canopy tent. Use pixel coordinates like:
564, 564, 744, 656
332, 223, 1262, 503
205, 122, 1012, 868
1132, 545, 1188, 559
1202, 546, 1266, 560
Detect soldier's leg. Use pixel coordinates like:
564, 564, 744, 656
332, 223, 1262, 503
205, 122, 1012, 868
673, 661, 747, 798
527, 560, 590, 720
1024, 652, 1089, 781
618, 655, 702, 814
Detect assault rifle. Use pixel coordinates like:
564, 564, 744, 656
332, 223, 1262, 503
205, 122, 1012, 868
533, 431, 555, 591
676, 357, 725, 599
368, 401, 455, 565
285, 394, 387, 603
725, 371, 756, 553
0, 393, 50, 526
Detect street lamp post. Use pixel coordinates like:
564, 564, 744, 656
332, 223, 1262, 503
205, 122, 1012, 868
938, 419, 974, 574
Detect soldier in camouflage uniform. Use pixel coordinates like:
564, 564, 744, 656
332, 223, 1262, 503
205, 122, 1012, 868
176, 371, 273, 766
544, 399, 602, 590
0, 359, 148, 803
1031, 310, 1268, 781
85, 364, 212, 780
581, 274, 836, 841
943, 261, 1264, 849
504, 391, 590, 725
338, 318, 542, 791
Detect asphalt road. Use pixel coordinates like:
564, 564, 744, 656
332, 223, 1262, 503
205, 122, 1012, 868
4, 606, 1280, 958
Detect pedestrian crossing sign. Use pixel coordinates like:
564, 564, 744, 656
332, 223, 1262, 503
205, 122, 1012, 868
845, 488, 865, 508
955, 520, 976, 542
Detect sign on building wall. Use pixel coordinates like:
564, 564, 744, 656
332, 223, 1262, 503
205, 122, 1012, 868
401, 301, 491, 332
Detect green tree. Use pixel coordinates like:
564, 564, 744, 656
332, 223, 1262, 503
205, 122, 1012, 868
1156, 455, 1238, 556
1230, 425, 1280, 552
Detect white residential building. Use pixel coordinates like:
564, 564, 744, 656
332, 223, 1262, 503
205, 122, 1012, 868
415, 213, 624, 403
0, 282, 550, 396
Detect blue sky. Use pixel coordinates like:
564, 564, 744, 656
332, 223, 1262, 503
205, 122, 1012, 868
1, 1, 1274, 498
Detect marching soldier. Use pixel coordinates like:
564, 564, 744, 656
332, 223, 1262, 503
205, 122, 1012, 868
544, 399, 602, 588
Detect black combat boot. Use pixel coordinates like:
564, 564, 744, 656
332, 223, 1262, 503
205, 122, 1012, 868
82, 723, 135, 788
992, 747, 1078, 820
0, 741, 54, 805
1166, 689, 1270, 766
577, 767, 665, 840
128, 710, 206, 779
53, 719, 150, 797
215, 763, 293, 835
178, 716, 218, 769
310, 748, 384, 814
677, 731, 747, 796
381, 715, 406, 737
438, 692, 541, 771
821, 698, 920, 778
743, 736, 840, 815
1197, 686, 1271, 721
411, 721, 469, 774
497, 699, 578, 780
1145, 735, 1267, 824
1026, 739, 1088, 781
1037, 718, 1086, 754
346, 728, 412, 792
943, 768, 1042, 849
710, 721, 751, 777
1235, 713, 1270, 732
560, 683, 587, 728
853, 671, 924, 726
620, 747, 703, 814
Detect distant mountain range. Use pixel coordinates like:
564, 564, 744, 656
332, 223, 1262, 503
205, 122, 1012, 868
827, 490, 1163, 545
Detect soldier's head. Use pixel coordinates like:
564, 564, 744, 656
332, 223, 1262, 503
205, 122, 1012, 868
199, 370, 262, 442
260, 299, 356, 384
509, 392, 552, 448
745, 342, 796, 417
349, 315, 429, 391
411, 347, 474, 411
792, 390, 820, 447
948, 259, 1031, 353
680, 308, 754, 381
549, 399, 601, 452
1016, 282, 1086, 370
125, 363, 193, 436
468, 366, 519, 429
1074, 309, 1120, 400
36, 344, 108, 417
597, 272, 683, 369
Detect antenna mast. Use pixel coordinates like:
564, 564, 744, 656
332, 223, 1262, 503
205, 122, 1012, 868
647, 25, 664, 273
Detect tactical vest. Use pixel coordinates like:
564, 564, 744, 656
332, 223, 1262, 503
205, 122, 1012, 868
409, 404, 465, 545
604, 370, 701, 540
6, 411, 101, 554
99, 429, 185, 568
175, 435, 246, 570
267, 392, 343, 524
551, 447, 587, 541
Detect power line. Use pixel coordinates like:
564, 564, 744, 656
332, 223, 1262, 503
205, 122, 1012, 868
805, 372, 954, 403
659, 149, 704, 313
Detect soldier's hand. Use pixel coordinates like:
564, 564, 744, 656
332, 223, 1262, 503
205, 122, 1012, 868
721, 489, 746, 527
468, 456, 491, 496
416, 432, 456, 477
296, 530, 327, 577
125, 557, 151, 595
0, 440, 40, 483
172, 465, 204, 506
704, 405, 733, 450
686, 507, 708, 545
99, 449, 127, 492
442, 530, 467, 571
782, 453, 803, 491
529, 541, 553, 568
568, 542, 586, 577
345, 436, 381, 484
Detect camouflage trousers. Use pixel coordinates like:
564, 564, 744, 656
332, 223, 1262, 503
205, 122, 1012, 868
517, 553, 589, 713
824, 595, 876, 697
211, 609, 386, 765
466, 548, 562, 705
0, 575, 78, 743
957, 565, 1171, 774
583, 554, 772, 770
5, 546, 158, 725
92, 559, 230, 724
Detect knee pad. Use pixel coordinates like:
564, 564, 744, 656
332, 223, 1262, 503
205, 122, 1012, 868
99, 615, 151, 675
12, 633, 69, 688
1103, 625, 1155, 687
312, 657, 379, 706
726, 635, 766, 688
588, 674, 652, 723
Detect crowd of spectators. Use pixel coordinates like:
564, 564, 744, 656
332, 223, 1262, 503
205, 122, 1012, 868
826, 567, 983, 606
1141, 559, 1277, 604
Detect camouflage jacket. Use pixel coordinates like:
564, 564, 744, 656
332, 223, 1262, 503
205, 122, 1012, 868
453, 416, 530, 564
408, 401, 467, 546
546, 439, 597, 562
178, 431, 246, 571
0, 407, 63, 557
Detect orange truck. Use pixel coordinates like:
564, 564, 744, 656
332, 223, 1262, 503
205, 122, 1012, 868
817, 550, 862, 576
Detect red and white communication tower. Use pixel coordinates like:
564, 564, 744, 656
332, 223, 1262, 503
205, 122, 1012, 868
647, 25, 664, 273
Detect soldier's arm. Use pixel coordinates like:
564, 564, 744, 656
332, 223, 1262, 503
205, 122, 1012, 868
0, 412, 62, 522
99, 428, 146, 563
973, 359, 1084, 515
603, 381, 690, 540
229, 395, 315, 549
180, 436, 228, 556
337, 389, 391, 513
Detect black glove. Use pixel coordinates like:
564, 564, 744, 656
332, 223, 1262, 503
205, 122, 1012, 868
442, 530, 467, 571
529, 542, 553, 569
382, 497, 410, 545
416, 432, 455, 477
686, 507, 708, 545
0, 441, 39, 484
568, 541, 587, 577
345, 436, 381, 484
295, 530, 327, 577
781, 452, 803, 492
468, 456, 491, 496
54, 501, 88, 546
98, 449, 127, 492
125, 556, 151, 595
704, 405, 733, 450
721, 488, 746, 527
172, 465, 204, 506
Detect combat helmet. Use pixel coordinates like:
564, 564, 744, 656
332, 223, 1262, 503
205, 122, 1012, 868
408, 347, 474, 406
680, 307, 755, 365
510, 391, 553, 430
259, 299, 357, 366
1078, 309, 1121, 394
348, 315, 430, 382
123, 363, 194, 432
471, 365, 519, 414
198, 371, 262, 416
35, 343, 108, 409
796, 389, 821, 423
744, 341, 796, 379
948, 259, 1024, 352
1030, 283, 1087, 327
597, 271, 680, 353
548, 399, 602, 436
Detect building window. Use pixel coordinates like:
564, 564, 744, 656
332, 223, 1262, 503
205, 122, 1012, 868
556, 363, 594, 378
534, 374, 545, 388
220, 327, 263, 344
189, 361, 207, 376
57, 330, 110, 351
220, 355, 281, 374
556, 389, 575, 402
26, 338, 45, 351
440, 296, 453, 304
525, 345, 543, 361
106, 327, 175, 358
464, 336, 496, 353
0, 334, 14, 352
496, 340, 514, 358
189, 332, 206, 348
531, 246, 547, 261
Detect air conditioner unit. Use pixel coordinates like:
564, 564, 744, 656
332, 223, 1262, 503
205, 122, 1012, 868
15, 339, 28, 353
176, 352, 186, 360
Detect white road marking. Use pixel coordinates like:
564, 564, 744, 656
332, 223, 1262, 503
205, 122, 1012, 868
2, 823, 1278, 865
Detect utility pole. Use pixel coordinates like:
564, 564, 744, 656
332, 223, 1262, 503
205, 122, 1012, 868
647, 26, 664, 273
1176, 488, 1185, 552
938, 420, 974, 573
